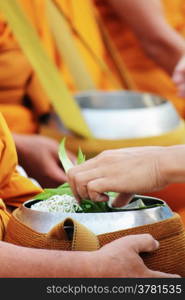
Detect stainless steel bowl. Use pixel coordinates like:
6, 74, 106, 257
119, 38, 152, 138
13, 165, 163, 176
74, 91, 180, 139
14, 195, 174, 235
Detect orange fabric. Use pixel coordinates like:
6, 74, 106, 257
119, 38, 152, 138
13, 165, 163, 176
94, 0, 185, 118
52, 0, 117, 90
5, 210, 185, 276
0, 1, 53, 134
98, 213, 185, 276
0, 113, 42, 207
0, 0, 120, 134
147, 183, 185, 222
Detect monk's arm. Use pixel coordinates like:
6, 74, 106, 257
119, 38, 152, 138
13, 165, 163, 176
0, 241, 95, 278
108, 0, 185, 74
0, 235, 175, 278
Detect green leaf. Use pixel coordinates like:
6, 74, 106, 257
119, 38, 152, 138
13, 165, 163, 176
57, 182, 70, 189
106, 191, 118, 198
77, 147, 86, 164
58, 138, 74, 173
79, 199, 109, 213
33, 182, 74, 201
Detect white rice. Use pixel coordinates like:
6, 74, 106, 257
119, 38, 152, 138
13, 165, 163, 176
31, 194, 82, 213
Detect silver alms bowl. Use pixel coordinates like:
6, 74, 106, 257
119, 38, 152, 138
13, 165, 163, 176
14, 195, 174, 235
74, 91, 180, 139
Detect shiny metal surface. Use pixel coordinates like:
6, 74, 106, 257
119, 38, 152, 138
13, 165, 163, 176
74, 91, 181, 139
15, 195, 174, 235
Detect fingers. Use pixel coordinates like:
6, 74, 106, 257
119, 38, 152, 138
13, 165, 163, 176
68, 167, 133, 203
112, 192, 134, 207
67, 166, 108, 201
68, 169, 113, 202
125, 234, 159, 254
173, 56, 185, 96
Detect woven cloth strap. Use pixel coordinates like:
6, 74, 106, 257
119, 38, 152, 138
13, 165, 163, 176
5, 211, 100, 251
5, 211, 185, 276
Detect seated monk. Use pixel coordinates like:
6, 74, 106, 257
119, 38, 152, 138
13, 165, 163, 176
0, 0, 114, 187
0, 1, 75, 188
0, 112, 176, 278
94, 0, 185, 117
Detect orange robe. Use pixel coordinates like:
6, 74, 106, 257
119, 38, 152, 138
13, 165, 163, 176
0, 113, 42, 206
0, 0, 54, 134
0, 113, 42, 239
0, 0, 117, 134
94, 0, 185, 118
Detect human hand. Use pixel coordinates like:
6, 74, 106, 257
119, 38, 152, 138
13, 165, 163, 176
173, 55, 185, 97
14, 134, 75, 188
94, 234, 180, 278
67, 147, 169, 206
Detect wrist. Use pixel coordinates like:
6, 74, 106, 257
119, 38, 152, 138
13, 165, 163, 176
66, 251, 103, 277
158, 146, 185, 185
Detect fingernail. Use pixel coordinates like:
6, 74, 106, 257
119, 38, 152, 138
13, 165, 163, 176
96, 195, 108, 202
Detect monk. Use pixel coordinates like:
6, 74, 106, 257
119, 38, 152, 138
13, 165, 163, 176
54, 0, 185, 115
0, 2, 75, 188
94, 0, 185, 116
0, 113, 176, 278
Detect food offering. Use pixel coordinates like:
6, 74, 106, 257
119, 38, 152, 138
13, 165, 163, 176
5, 139, 185, 276
31, 139, 164, 214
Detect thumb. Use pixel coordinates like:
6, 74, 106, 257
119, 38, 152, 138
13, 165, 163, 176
126, 234, 159, 254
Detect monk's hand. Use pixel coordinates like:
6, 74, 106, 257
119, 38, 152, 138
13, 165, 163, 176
67, 146, 171, 206
93, 234, 180, 278
173, 55, 185, 97
14, 134, 75, 188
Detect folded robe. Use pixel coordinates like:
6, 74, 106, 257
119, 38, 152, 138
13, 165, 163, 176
0, 112, 43, 238
0, 113, 42, 207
